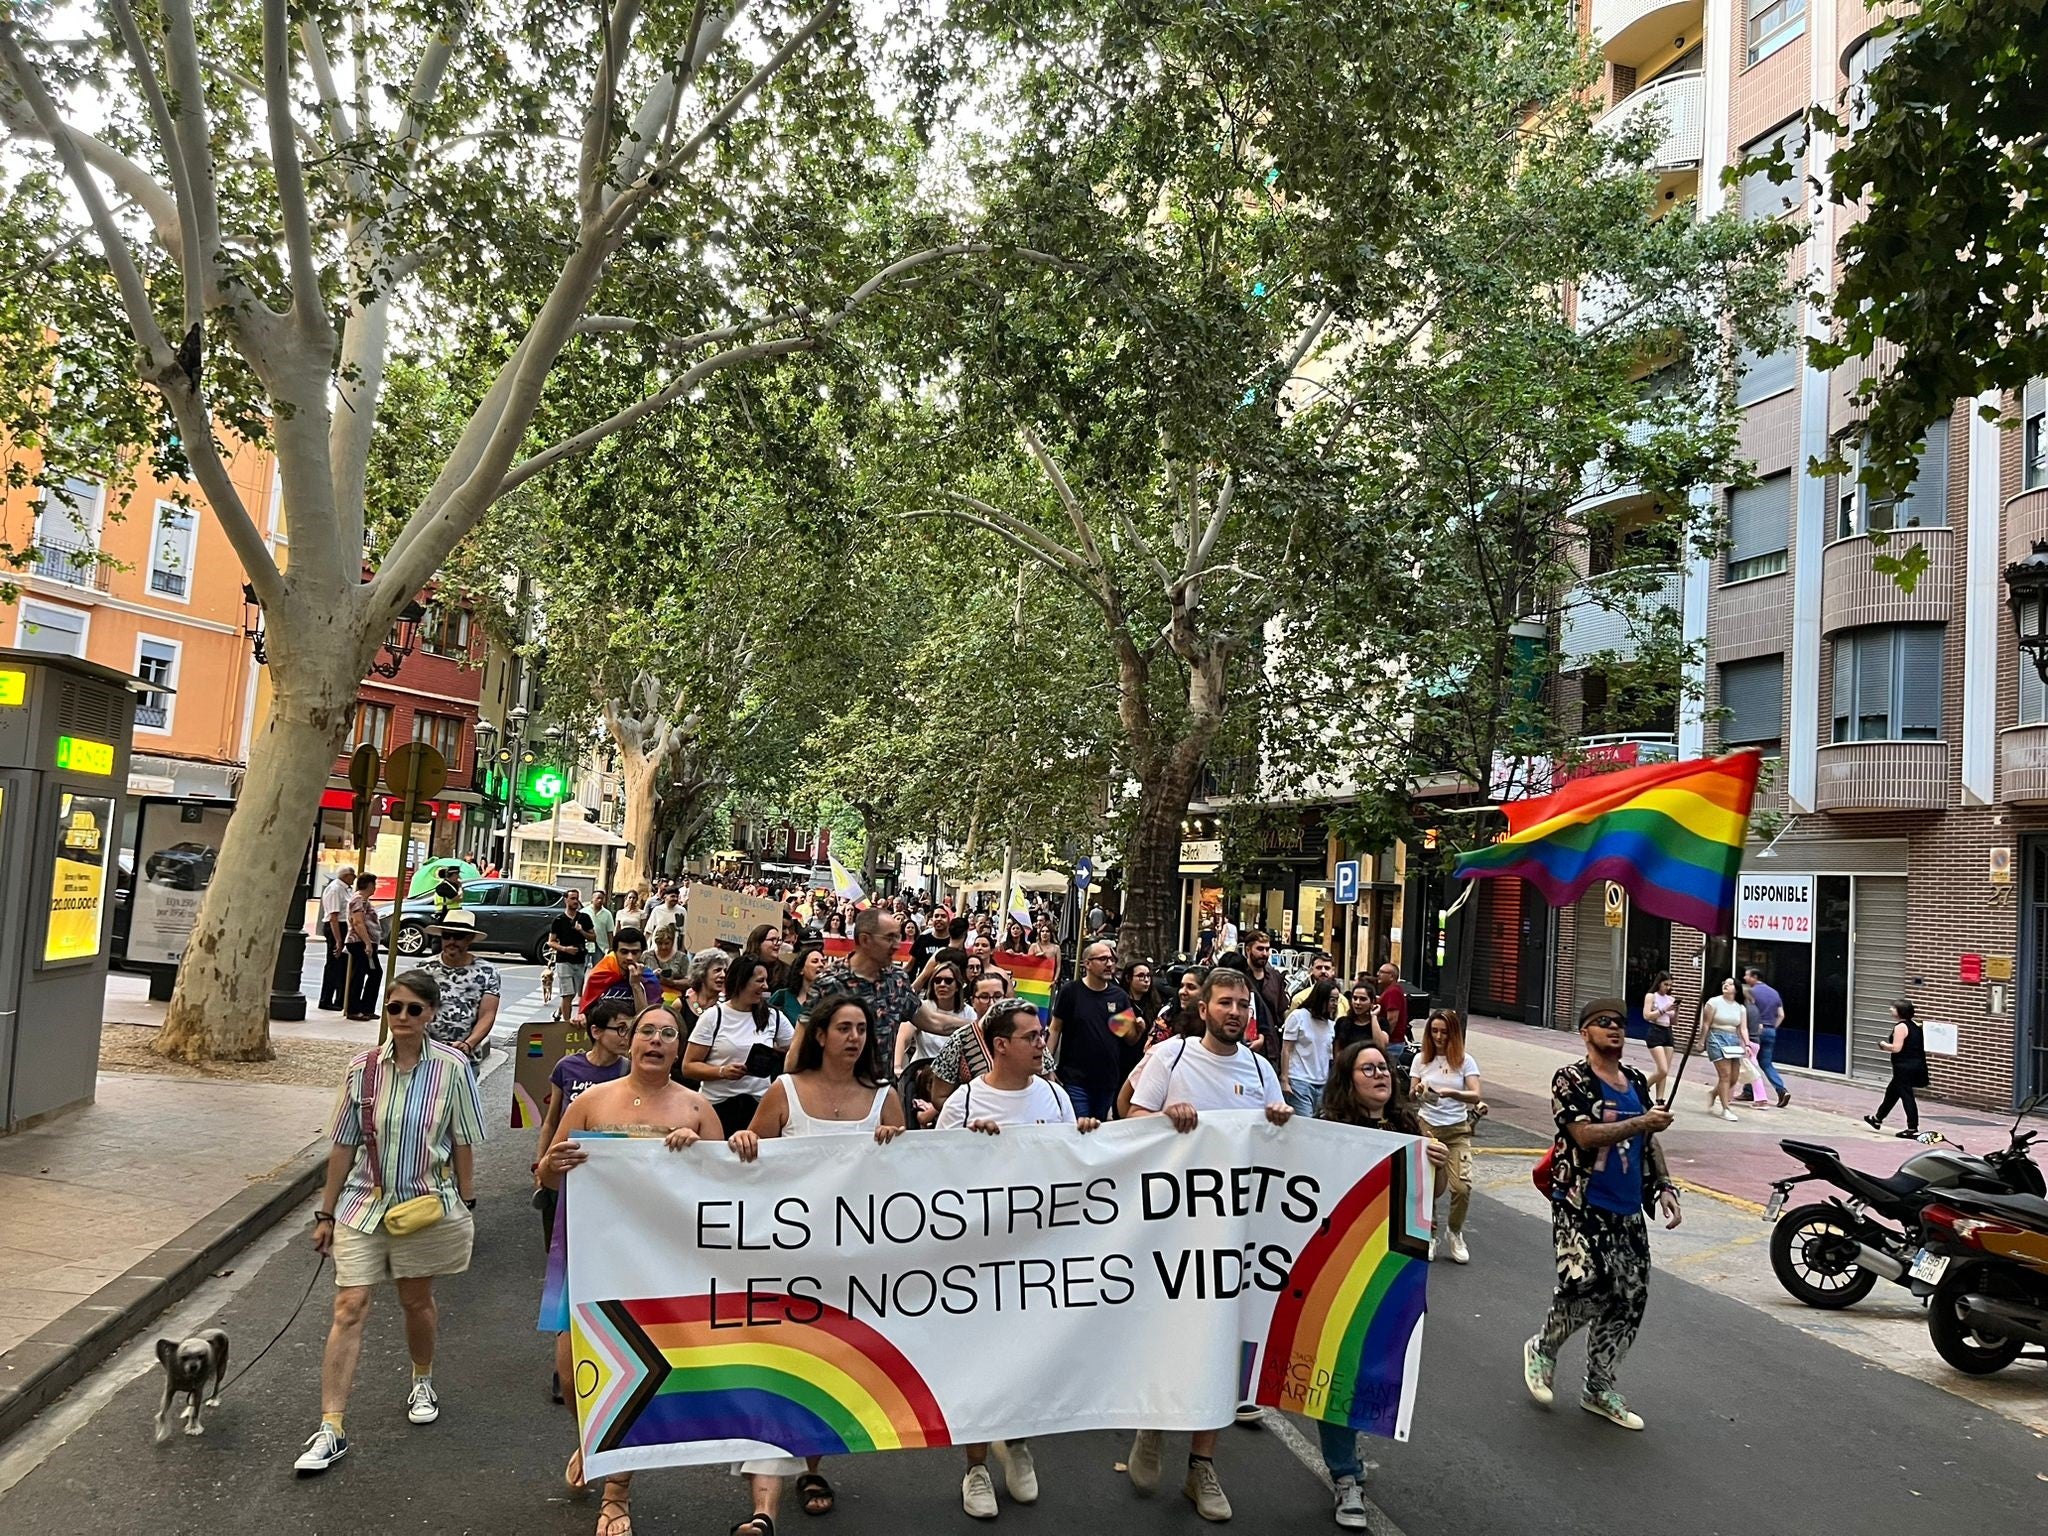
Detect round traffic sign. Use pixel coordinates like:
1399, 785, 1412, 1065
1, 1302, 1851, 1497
383, 741, 448, 802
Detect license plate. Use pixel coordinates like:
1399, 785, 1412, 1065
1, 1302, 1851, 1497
1908, 1249, 1949, 1284
1764, 1189, 1786, 1222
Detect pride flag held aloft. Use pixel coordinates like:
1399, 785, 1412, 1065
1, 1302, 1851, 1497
1453, 750, 1760, 935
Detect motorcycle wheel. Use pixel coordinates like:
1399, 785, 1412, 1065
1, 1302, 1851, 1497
1769, 1203, 1883, 1309
1927, 1266, 2027, 1375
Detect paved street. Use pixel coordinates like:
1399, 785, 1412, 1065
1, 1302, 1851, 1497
2, 1058, 2044, 1536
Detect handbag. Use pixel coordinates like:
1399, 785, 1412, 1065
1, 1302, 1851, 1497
1531, 1145, 1557, 1198
1738, 1049, 1763, 1085
361, 1053, 446, 1237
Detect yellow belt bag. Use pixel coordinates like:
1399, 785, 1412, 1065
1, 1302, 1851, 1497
361, 1052, 446, 1237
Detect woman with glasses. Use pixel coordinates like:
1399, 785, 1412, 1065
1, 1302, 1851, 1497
1314, 1041, 1447, 1526
539, 1005, 722, 1536
531, 998, 633, 1250
897, 960, 973, 1078
293, 970, 485, 1478
729, 993, 907, 1521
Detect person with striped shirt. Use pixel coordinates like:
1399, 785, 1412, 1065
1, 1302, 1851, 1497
294, 969, 486, 1476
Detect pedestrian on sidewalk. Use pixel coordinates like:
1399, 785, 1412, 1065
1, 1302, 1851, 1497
589, 889, 616, 955
1699, 977, 1749, 1121
318, 866, 354, 1011
344, 874, 382, 1021
418, 911, 501, 1064
1742, 965, 1791, 1108
1640, 974, 1677, 1104
1281, 980, 1342, 1119
1318, 1041, 1447, 1528
934, 998, 1093, 1518
1522, 999, 1681, 1434
1125, 967, 1293, 1522
1865, 999, 1927, 1138
1415, 1008, 1484, 1264
295, 970, 484, 1477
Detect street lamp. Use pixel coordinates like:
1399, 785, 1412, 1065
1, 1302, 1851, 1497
367, 599, 428, 679
240, 582, 268, 664
2006, 540, 2048, 685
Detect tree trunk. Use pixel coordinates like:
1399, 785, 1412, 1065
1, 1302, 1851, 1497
615, 751, 660, 896
1117, 756, 1201, 965
155, 652, 361, 1062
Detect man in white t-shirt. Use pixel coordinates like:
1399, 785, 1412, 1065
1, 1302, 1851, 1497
936, 1000, 1099, 1519
1124, 967, 1291, 1523
644, 890, 683, 943
317, 866, 355, 1011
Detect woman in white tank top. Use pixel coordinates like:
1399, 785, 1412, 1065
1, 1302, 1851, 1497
726, 994, 906, 1525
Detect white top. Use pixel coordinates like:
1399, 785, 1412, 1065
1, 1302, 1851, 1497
320, 877, 350, 926
779, 1078, 891, 1136
1705, 997, 1747, 1033
935, 1075, 1077, 1130
1416, 1052, 1481, 1128
1281, 1009, 1336, 1084
688, 1002, 795, 1102
910, 1004, 974, 1063
1129, 1037, 1282, 1114
644, 903, 681, 938
1220, 921, 1239, 949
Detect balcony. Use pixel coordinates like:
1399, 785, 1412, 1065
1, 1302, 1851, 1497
2003, 726, 2048, 804
2006, 486, 2048, 567
1813, 740, 1949, 812
1819, 527, 1953, 635
134, 701, 169, 730
1591, 0, 1704, 62
30, 530, 109, 592
1597, 71, 1704, 173
1558, 565, 1683, 669
1570, 418, 1656, 512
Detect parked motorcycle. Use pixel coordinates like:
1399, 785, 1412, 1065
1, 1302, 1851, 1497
1913, 1185, 2048, 1374
1765, 1098, 2042, 1309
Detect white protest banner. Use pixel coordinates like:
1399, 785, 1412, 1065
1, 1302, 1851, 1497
567, 1116, 1429, 1479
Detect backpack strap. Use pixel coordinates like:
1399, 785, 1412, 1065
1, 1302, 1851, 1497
359, 1051, 384, 1197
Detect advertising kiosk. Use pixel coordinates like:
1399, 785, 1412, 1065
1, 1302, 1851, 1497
0, 649, 136, 1133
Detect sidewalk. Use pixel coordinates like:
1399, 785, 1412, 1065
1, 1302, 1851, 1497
1462, 1014, 2024, 1207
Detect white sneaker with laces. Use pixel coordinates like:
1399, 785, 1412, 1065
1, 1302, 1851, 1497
993, 1439, 1038, 1503
1184, 1457, 1232, 1522
1127, 1429, 1165, 1494
1446, 1230, 1470, 1264
962, 1462, 999, 1519
406, 1378, 440, 1425
1333, 1475, 1370, 1529
1719, 1108, 1739, 1122
293, 1423, 348, 1475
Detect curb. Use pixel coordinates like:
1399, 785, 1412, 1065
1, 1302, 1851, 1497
0, 1134, 328, 1447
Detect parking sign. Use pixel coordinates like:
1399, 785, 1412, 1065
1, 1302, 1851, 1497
1334, 859, 1360, 905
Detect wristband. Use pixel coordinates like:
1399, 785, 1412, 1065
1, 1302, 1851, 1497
314, 1212, 335, 1223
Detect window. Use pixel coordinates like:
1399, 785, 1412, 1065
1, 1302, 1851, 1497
1834, 419, 1949, 538
1831, 626, 1942, 742
1737, 120, 1806, 222
1736, 305, 1799, 405
1720, 657, 1784, 747
1844, 28, 1900, 129
2022, 652, 2048, 728
148, 503, 198, 599
135, 636, 179, 733
412, 710, 462, 762
352, 702, 392, 753
461, 883, 500, 907
1727, 473, 1791, 581
17, 600, 87, 656
422, 605, 472, 657
32, 475, 105, 586
1746, 0, 1806, 66
2024, 377, 2046, 492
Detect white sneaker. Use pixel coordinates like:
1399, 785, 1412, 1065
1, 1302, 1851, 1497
1720, 1109, 1739, 1122
1581, 1388, 1646, 1430
1234, 1401, 1263, 1425
1427, 1236, 1437, 1261
993, 1439, 1038, 1503
962, 1462, 999, 1519
1184, 1456, 1232, 1522
1333, 1475, 1370, 1529
1521, 1336, 1555, 1406
1128, 1428, 1165, 1494
405, 1378, 439, 1425
1446, 1230, 1470, 1264
293, 1422, 348, 1475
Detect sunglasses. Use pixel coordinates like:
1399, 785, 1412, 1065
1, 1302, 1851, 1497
385, 1000, 429, 1018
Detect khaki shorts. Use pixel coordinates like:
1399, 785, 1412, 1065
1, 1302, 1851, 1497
333, 1209, 475, 1288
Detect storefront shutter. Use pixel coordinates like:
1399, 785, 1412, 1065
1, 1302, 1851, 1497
1848, 877, 1908, 1080
1570, 884, 1625, 1024
1720, 655, 1784, 746
1896, 625, 1944, 739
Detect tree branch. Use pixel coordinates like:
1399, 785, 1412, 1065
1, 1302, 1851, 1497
580, 0, 642, 220
263, 0, 329, 341
104, 0, 202, 326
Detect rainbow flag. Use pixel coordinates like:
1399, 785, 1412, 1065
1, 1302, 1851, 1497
992, 948, 1057, 1022
1453, 750, 1759, 934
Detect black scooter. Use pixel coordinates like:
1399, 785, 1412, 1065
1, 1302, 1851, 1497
1765, 1099, 2042, 1309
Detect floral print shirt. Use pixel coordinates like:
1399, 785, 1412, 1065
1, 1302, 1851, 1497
1548, 1058, 1674, 1216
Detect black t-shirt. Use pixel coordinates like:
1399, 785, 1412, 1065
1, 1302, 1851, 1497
1052, 980, 1133, 1104
550, 912, 594, 964
910, 926, 944, 973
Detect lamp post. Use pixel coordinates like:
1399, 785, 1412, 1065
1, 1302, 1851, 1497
500, 705, 528, 875
2005, 540, 2048, 685
472, 716, 498, 864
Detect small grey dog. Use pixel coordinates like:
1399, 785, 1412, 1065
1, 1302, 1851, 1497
154, 1329, 229, 1443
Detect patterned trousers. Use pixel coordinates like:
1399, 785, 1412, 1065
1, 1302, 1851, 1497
1537, 1202, 1650, 1394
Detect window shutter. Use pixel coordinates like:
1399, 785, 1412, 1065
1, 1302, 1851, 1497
1900, 417, 1949, 528
1832, 638, 1852, 741
2025, 377, 2046, 422
2020, 652, 2048, 727
1855, 631, 1892, 739
1896, 626, 1943, 738
1728, 474, 1790, 565
1720, 656, 1784, 745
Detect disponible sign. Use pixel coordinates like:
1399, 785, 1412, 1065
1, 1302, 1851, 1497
567, 1118, 1430, 1479
1737, 873, 1813, 943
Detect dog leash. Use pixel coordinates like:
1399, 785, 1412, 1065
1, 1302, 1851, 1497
213, 1251, 328, 1398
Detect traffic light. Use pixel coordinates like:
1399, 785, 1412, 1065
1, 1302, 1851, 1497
521, 764, 566, 806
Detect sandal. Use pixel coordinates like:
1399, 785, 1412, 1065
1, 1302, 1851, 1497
596, 1480, 633, 1536
795, 1471, 835, 1516
732, 1519, 776, 1536
566, 1447, 592, 1497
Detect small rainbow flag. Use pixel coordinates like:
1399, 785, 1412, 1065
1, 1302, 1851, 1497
1453, 749, 1760, 934
991, 948, 1057, 1023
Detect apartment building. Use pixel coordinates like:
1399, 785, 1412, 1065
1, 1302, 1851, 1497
1552, 0, 2045, 1112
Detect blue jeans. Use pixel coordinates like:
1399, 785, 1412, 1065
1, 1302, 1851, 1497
1065, 1082, 1108, 1120
1287, 1078, 1324, 1118
1317, 1418, 1362, 1482
1756, 1028, 1788, 1096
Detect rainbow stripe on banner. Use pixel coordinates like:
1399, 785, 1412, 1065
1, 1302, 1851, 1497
1255, 1143, 1430, 1437
990, 948, 1056, 1023
574, 1293, 951, 1458
1453, 749, 1760, 934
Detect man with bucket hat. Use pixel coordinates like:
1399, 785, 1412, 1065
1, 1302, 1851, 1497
417, 909, 501, 1062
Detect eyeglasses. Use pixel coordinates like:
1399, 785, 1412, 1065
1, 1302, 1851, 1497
1355, 1061, 1392, 1076
633, 1026, 681, 1041
998, 1028, 1049, 1045
385, 1000, 428, 1018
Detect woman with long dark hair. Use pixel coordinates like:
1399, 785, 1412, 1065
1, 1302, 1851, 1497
1281, 980, 1342, 1119
742, 922, 787, 994
1866, 999, 1928, 1137
678, 953, 794, 1136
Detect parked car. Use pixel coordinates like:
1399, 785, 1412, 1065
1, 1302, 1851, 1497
145, 840, 218, 890
382, 878, 570, 962
111, 851, 135, 965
